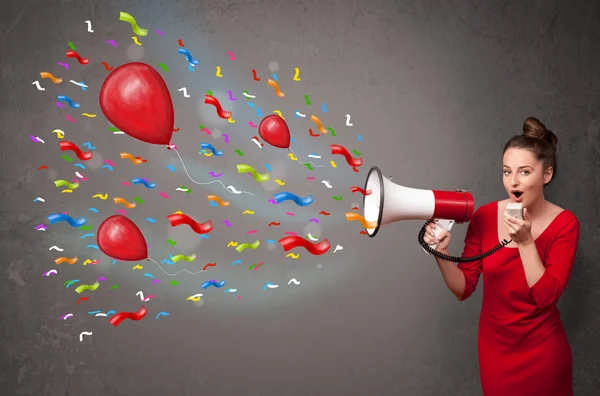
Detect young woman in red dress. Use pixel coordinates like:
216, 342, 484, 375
423, 117, 580, 395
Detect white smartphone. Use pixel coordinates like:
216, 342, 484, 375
506, 202, 523, 220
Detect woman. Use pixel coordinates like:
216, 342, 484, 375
423, 117, 580, 395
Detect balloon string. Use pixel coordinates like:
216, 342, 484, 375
288, 148, 326, 168
171, 148, 254, 196
147, 257, 206, 276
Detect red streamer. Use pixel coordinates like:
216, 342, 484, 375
204, 94, 232, 119
109, 306, 148, 327
59, 141, 94, 160
167, 213, 213, 234
66, 50, 90, 65
330, 144, 363, 168
350, 186, 372, 195
278, 236, 331, 256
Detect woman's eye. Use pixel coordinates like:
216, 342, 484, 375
521, 171, 530, 175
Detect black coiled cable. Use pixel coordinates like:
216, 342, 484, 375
418, 221, 512, 263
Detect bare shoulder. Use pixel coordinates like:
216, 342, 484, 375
497, 199, 510, 210
546, 202, 568, 217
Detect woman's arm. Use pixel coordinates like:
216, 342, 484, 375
434, 251, 467, 300
517, 241, 546, 287
527, 217, 580, 310
432, 209, 484, 301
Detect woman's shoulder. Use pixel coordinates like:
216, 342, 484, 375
552, 204, 579, 226
472, 200, 499, 218
545, 204, 580, 243
466, 200, 498, 227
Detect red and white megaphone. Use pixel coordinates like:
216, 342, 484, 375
362, 166, 474, 252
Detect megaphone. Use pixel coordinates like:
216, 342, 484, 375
362, 166, 474, 252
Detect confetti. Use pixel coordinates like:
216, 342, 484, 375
345, 212, 377, 228
79, 331, 92, 342
119, 12, 148, 36
310, 115, 327, 134
267, 79, 285, 97
273, 192, 314, 206
40, 72, 63, 84
235, 240, 260, 252
236, 164, 270, 182
207, 195, 230, 206
167, 213, 213, 235
204, 94, 231, 119
121, 153, 148, 164
345, 114, 354, 126
279, 236, 330, 255
113, 197, 136, 208
66, 50, 89, 64
59, 141, 93, 161
109, 306, 148, 327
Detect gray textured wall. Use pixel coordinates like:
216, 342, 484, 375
1, 0, 599, 395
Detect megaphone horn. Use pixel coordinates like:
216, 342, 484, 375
362, 166, 474, 239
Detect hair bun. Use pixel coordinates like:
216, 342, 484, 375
522, 116, 557, 150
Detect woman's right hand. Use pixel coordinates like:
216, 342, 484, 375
423, 220, 452, 251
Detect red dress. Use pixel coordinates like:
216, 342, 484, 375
457, 201, 580, 396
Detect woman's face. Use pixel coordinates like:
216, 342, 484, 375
502, 148, 552, 205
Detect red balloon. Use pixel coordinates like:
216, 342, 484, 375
99, 62, 174, 145
258, 114, 291, 149
97, 215, 148, 261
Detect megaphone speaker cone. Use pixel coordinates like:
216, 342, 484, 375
362, 166, 474, 237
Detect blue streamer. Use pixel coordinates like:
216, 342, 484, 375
273, 192, 314, 206
131, 178, 157, 188
178, 48, 199, 66
57, 95, 81, 108
201, 280, 226, 289
200, 143, 224, 156
47, 213, 87, 227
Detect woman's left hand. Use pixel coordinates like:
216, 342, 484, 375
503, 208, 534, 246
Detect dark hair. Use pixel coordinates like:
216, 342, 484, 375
503, 117, 558, 187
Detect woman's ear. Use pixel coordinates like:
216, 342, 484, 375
543, 167, 553, 184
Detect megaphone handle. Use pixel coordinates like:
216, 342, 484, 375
422, 219, 455, 256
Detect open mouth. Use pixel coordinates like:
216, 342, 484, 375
511, 190, 523, 201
